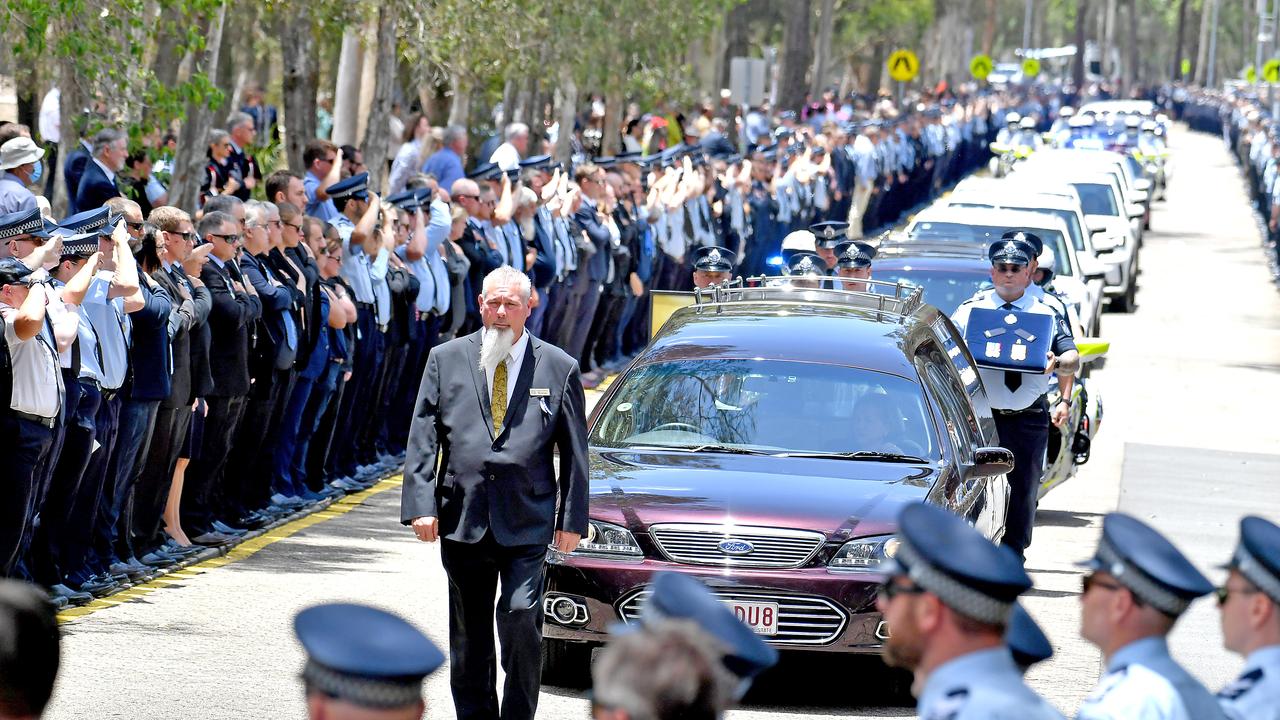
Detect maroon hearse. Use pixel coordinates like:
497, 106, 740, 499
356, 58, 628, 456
540, 282, 1012, 683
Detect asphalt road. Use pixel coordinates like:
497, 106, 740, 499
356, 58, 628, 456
44, 125, 1280, 719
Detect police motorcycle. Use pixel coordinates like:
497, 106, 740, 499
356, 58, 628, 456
1128, 121, 1171, 201
989, 116, 1041, 178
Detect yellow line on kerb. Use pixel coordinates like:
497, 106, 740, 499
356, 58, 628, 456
56, 475, 405, 624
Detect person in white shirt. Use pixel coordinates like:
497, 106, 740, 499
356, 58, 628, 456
490, 123, 529, 171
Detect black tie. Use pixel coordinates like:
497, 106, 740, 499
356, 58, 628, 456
1001, 302, 1021, 392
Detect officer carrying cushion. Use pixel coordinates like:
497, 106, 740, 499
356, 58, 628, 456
950, 231, 1080, 562
875, 502, 1063, 718
1076, 513, 1225, 719
1217, 516, 1280, 719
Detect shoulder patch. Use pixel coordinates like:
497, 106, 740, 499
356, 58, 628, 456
1219, 667, 1264, 701
924, 688, 971, 720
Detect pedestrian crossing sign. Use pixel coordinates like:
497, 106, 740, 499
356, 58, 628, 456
888, 50, 919, 83
1022, 58, 1041, 78
1264, 59, 1280, 84
1246, 65, 1258, 83
970, 54, 993, 80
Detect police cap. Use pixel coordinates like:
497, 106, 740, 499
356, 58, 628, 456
693, 246, 735, 274
0, 207, 54, 242
880, 502, 1031, 625
809, 220, 850, 247
326, 172, 370, 200
1078, 513, 1214, 617
1223, 516, 1280, 605
835, 241, 877, 270
0, 257, 36, 287
988, 238, 1035, 267
294, 603, 444, 709
1000, 230, 1043, 255
785, 251, 826, 278
466, 162, 498, 181
1006, 602, 1053, 668
622, 571, 778, 696
518, 154, 552, 170
780, 229, 817, 255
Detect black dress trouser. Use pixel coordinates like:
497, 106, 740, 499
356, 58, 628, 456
440, 533, 548, 720
993, 397, 1050, 561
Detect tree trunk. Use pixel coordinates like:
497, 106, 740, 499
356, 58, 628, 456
810, 0, 836, 98
777, 0, 813, 111
447, 74, 471, 129
1194, 0, 1212, 85
331, 29, 364, 147
52, 19, 91, 216
355, 19, 378, 145
721, 2, 755, 88
151, 4, 184, 95
554, 70, 577, 164
1073, 0, 1088, 93
1124, 0, 1137, 92
982, 0, 998, 55
170, 0, 229, 213
1172, 0, 1190, 80
361, 5, 399, 194
869, 41, 887, 96
282, 1, 318, 173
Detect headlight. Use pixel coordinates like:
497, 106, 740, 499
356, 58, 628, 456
572, 520, 643, 558
828, 534, 899, 572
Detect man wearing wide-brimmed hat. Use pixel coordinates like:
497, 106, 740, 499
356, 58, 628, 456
0, 137, 46, 215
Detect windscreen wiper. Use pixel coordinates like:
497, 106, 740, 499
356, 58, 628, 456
773, 450, 929, 463
615, 444, 770, 455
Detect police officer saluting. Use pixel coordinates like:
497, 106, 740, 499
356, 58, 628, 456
1217, 516, 1280, 719
692, 246, 735, 289
1076, 513, 1225, 719
875, 502, 1062, 718
950, 232, 1080, 562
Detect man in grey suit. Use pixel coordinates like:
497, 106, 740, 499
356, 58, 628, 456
402, 264, 589, 720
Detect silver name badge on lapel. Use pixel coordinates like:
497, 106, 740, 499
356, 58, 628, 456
530, 388, 551, 397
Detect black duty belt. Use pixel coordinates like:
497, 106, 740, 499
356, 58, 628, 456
992, 396, 1048, 417
11, 409, 56, 428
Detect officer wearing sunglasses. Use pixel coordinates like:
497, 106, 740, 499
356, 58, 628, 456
1217, 516, 1280, 719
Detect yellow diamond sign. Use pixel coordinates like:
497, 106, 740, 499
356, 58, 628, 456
1246, 65, 1258, 83
888, 49, 919, 83
970, 54, 993, 80
1022, 58, 1041, 78
1264, 59, 1280, 84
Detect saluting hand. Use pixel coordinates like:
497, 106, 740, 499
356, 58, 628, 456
1044, 351, 1057, 375
411, 516, 439, 542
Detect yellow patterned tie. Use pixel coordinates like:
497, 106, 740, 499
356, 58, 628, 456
492, 360, 508, 435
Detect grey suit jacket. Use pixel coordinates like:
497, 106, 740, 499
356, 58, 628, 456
401, 330, 590, 546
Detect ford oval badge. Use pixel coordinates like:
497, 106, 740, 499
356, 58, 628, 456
718, 539, 754, 556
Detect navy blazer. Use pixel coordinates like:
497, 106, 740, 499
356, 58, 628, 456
122, 280, 174, 402
530, 210, 556, 288
241, 252, 296, 376
401, 330, 589, 546
74, 159, 121, 214
63, 145, 92, 212
573, 200, 612, 283
200, 259, 263, 397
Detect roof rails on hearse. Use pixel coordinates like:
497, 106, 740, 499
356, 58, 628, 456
690, 276, 925, 320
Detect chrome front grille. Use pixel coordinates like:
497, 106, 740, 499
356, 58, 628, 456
649, 523, 825, 569
618, 587, 848, 646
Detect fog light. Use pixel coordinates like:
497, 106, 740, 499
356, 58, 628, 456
552, 597, 578, 623
542, 594, 590, 625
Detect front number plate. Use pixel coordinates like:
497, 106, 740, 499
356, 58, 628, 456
727, 601, 779, 636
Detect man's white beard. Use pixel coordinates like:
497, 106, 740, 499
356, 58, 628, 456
519, 217, 535, 242
480, 327, 516, 371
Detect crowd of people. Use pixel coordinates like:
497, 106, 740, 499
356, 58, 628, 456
0, 84, 1024, 610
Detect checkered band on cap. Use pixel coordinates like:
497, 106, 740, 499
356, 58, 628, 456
1233, 544, 1280, 605
302, 661, 423, 709
897, 539, 1015, 625
0, 215, 46, 241
1096, 539, 1191, 616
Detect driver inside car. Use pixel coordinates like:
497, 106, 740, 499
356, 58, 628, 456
852, 392, 908, 455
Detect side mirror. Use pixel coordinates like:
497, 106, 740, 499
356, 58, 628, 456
1134, 178, 1153, 193
1130, 189, 1150, 204
1127, 203, 1144, 219
1078, 257, 1108, 280
971, 447, 1014, 477
1084, 215, 1108, 234
1091, 233, 1119, 253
